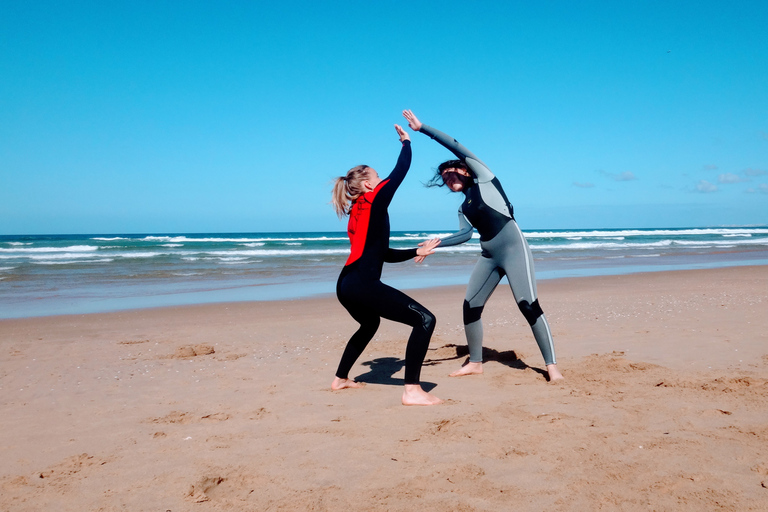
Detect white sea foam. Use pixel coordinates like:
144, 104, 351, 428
35, 258, 114, 265
26, 252, 104, 260
204, 249, 350, 257
142, 235, 348, 243
117, 252, 162, 259
673, 237, 768, 247
0, 245, 98, 253
530, 236, 768, 251
533, 240, 671, 251
525, 227, 768, 239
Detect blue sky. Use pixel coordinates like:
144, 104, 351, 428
1, 1, 766, 235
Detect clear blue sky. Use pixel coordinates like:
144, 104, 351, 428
2, 1, 766, 235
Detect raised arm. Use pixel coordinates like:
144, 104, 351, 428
375, 125, 412, 208
402, 110, 495, 183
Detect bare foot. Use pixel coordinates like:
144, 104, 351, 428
331, 377, 366, 390
546, 364, 564, 382
449, 361, 484, 377
402, 384, 443, 406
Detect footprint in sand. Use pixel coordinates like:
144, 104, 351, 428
171, 344, 216, 359
149, 411, 231, 424
187, 476, 225, 503
201, 413, 231, 421
249, 408, 269, 420
32, 453, 107, 482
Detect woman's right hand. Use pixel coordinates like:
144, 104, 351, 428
402, 109, 422, 131
415, 237, 441, 263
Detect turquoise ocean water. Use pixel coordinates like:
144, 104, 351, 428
2, 226, 768, 318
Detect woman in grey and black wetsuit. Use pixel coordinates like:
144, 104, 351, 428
403, 110, 563, 382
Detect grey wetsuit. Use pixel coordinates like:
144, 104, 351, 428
419, 124, 556, 366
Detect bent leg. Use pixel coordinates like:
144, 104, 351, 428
335, 310, 380, 380
371, 283, 436, 385
369, 284, 443, 404
335, 270, 383, 381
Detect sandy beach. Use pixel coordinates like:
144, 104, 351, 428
1, 265, 767, 511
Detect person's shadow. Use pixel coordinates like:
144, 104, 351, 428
354, 357, 438, 392
425, 344, 549, 380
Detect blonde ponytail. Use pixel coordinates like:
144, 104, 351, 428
331, 165, 371, 218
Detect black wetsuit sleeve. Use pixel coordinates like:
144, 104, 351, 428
376, 140, 412, 208
384, 248, 419, 263
437, 210, 474, 247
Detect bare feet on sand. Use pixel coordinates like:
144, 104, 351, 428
331, 377, 366, 390
449, 361, 484, 377
402, 384, 443, 406
546, 364, 564, 382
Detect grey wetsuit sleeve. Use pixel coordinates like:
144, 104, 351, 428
419, 124, 496, 184
438, 210, 474, 247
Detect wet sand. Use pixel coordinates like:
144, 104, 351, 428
1, 266, 767, 511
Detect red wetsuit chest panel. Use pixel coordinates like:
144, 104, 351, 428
345, 180, 389, 266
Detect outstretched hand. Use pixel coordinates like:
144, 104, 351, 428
395, 124, 410, 142
415, 237, 441, 263
402, 109, 422, 132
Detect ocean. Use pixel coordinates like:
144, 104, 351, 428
2, 227, 768, 319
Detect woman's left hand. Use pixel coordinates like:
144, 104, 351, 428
402, 110, 422, 131
395, 124, 410, 142
415, 238, 441, 263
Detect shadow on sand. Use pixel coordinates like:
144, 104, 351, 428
425, 343, 549, 380
354, 357, 438, 392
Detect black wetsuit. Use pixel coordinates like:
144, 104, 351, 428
335, 140, 436, 385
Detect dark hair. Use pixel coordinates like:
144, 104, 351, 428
425, 159, 471, 188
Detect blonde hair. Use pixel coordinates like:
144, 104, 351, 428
331, 165, 371, 218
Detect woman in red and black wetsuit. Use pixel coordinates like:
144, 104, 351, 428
330, 124, 443, 406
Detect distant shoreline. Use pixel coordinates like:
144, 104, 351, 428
2, 227, 767, 319
3, 263, 768, 321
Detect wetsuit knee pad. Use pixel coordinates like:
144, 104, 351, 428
518, 299, 543, 326
463, 300, 484, 325
408, 303, 435, 332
